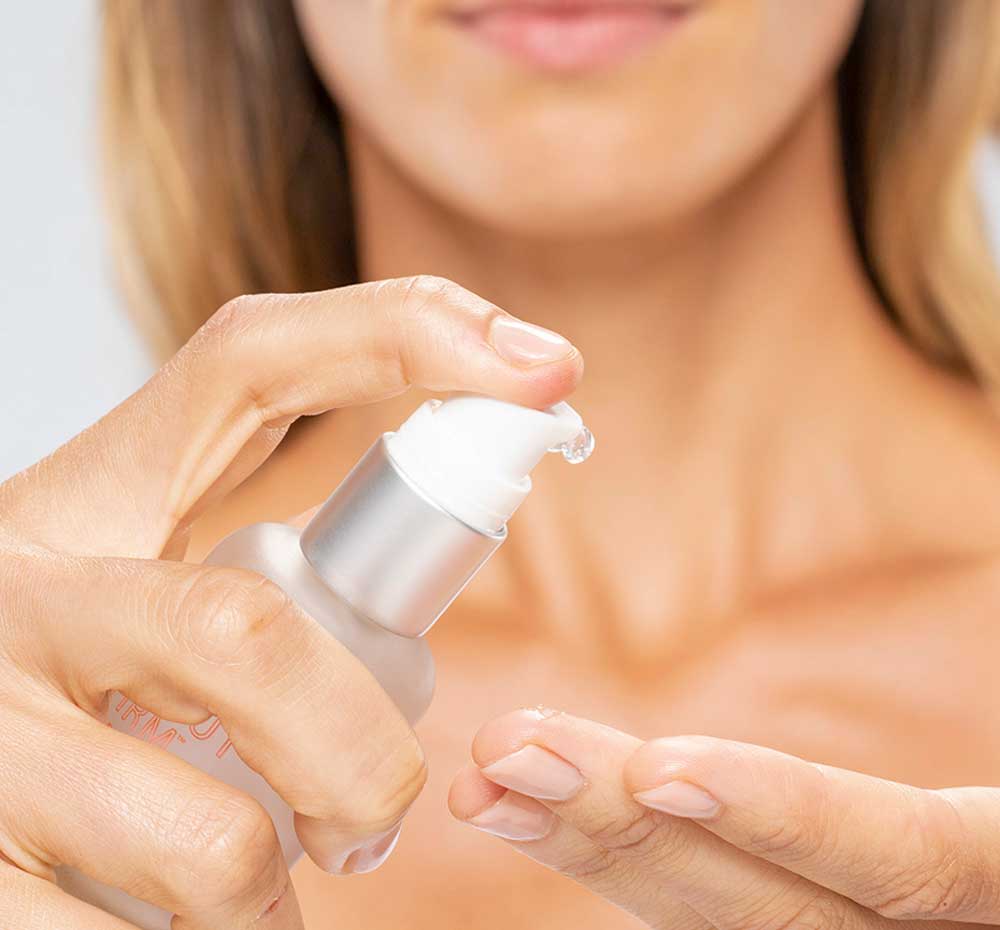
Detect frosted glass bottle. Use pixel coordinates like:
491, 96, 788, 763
57, 395, 592, 929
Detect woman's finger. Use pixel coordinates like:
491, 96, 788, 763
452, 710, 897, 930
627, 735, 1000, 924
2, 277, 582, 558
2, 693, 301, 930
12, 549, 426, 874
0, 862, 140, 930
449, 760, 710, 930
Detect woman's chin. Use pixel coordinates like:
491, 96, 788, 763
417, 158, 714, 242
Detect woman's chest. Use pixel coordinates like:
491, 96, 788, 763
292, 599, 1000, 929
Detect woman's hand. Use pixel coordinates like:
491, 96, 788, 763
0, 277, 581, 930
450, 708, 1000, 929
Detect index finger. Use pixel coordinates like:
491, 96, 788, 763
17, 551, 428, 876
3, 276, 582, 557
626, 735, 1000, 923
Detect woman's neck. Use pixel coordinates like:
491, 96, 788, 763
332, 89, 998, 664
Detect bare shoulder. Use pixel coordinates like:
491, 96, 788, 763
871, 369, 1000, 555
696, 552, 1000, 786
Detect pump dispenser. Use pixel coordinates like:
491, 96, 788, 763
387, 395, 586, 534
301, 396, 590, 638
59, 394, 593, 930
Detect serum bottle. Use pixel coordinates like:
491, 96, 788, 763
58, 393, 594, 930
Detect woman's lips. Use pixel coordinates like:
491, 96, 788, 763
447, 2, 693, 72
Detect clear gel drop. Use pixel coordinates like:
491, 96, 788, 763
551, 425, 595, 464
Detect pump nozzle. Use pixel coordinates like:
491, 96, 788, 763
386, 394, 593, 534
300, 393, 593, 637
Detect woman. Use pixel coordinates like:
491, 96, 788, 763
3, 0, 1000, 927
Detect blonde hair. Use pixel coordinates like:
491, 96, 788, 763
102, 1, 353, 358
103, 1, 1000, 387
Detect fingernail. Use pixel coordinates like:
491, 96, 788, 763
490, 317, 575, 367
633, 781, 721, 819
468, 791, 556, 841
480, 745, 584, 801
333, 823, 403, 875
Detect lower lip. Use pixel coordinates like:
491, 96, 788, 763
449, 5, 691, 72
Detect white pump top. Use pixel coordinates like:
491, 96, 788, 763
385, 394, 590, 534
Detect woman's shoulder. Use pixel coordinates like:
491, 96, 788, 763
720, 551, 1000, 782
870, 366, 1000, 558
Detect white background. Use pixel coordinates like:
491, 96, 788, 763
0, 2, 152, 481
2, 3, 1000, 481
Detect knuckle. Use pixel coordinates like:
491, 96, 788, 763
589, 806, 698, 878
204, 293, 272, 345
366, 275, 493, 386
586, 806, 668, 858
172, 568, 294, 669
348, 738, 428, 835
757, 890, 848, 930
867, 792, 975, 920
183, 294, 267, 370
392, 274, 488, 330
171, 794, 281, 906
199, 293, 289, 364
182, 293, 291, 419
395, 274, 463, 316
566, 807, 696, 890
559, 842, 621, 883
555, 841, 657, 906
744, 817, 825, 863
868, 854, 971, 920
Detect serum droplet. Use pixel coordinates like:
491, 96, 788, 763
550, 426, 595, 464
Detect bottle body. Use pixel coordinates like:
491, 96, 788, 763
55, 398, 590, 929
58, 521, 435, 930
209, 521, 435, 725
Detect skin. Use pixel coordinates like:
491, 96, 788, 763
447, 710, 1000, 928
5, 0, 1000, 928
286, 0, 1000, 925
0, 283, 582, 929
